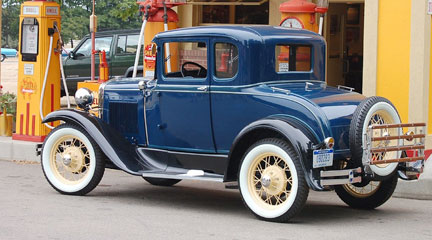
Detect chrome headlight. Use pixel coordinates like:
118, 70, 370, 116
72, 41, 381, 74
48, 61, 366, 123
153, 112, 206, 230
75, 88, 93, 110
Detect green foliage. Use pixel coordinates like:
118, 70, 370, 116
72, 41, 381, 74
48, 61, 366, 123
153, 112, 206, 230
0, 92, 17, 118
1, 0, 142, 48
1, 0, 23, 48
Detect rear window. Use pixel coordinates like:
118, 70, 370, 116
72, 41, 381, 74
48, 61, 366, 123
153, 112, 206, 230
214, 43, 238, 79
275, 45, 311, 72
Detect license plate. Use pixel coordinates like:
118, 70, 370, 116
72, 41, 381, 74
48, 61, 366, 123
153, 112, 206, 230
313, 149, 334, 168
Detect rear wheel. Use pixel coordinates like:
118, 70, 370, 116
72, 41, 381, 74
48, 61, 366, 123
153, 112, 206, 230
335, 173, 398, 209
238, 138, 309, 222
143, 177, 181, 187
1, 54, 5, 62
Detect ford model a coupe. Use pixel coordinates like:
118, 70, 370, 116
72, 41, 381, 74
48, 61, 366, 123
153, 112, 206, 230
38, 26, 425, 222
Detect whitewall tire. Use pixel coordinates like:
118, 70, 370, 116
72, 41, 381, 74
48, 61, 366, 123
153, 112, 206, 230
238, 138, 308, 222
41, 123, 105, 195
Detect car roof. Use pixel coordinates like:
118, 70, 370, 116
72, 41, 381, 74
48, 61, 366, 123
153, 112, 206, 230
83, 29, 140, 38
154, 25, 323, 42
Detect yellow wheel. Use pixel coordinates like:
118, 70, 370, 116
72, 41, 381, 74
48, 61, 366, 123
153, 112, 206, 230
239, 138, 308, 222
41, 124, 105, 195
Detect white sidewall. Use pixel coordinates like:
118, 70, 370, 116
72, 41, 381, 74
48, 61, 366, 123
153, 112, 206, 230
239, 144, 298, 219
362, 102, 400, 176
42, 127, 96, 193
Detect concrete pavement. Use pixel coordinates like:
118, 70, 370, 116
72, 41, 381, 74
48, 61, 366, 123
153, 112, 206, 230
0, 135, 431, 200
1, 159, 432, 240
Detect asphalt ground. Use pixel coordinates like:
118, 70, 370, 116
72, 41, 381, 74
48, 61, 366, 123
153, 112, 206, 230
1, 160, 432, 240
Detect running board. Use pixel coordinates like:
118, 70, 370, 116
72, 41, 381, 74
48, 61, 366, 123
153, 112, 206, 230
141, 169, 224, 182
320, 167, 362, 186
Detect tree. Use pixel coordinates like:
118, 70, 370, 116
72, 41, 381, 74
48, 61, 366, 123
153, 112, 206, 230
1, 0, 142, 48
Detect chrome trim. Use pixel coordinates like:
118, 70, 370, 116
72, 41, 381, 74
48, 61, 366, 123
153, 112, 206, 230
141, 172, 224, 182
337, 85, 354, 92
98, 82, 107, 118
143, 147, 228, 158
270, 86, 291, 94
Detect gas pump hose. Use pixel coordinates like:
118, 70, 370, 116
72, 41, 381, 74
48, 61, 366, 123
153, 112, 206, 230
133, 5, 151, 78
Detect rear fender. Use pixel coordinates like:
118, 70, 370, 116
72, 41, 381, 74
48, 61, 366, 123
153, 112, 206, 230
225, 117, 324, 191
43, 109, 144, 175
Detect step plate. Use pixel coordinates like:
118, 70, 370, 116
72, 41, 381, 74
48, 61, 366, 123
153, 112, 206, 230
142, 170, 224, 182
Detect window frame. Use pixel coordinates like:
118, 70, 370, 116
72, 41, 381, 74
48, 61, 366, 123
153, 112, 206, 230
213, 41, 239, 81
161, 38, 210, 82
274, 43, 314, 74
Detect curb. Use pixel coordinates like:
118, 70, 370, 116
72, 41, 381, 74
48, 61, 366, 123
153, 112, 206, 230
394, 155, 432, 200
0, 136, 41, 162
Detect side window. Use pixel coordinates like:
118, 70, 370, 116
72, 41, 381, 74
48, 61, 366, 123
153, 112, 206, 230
275, 45, 311, 72
116, 35, 126, 54
215, 43, 238, 78
75, 36, 113, 57
126, 35, 140, 53
116, 35, 141, 54
164, 41, 207, 79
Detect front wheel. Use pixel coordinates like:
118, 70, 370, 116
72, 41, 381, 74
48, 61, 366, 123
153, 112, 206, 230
1, 54, 6, 62
41, 123, 105, 195
334, 173, 398, 209
238, 138, 309, 222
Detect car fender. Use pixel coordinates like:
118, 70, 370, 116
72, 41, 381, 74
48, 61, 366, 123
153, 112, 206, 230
225, 116, 324, 191
43, 109, 144, 175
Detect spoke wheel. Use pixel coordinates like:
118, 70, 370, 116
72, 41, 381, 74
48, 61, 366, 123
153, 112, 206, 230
248, 154, 293, 209
41, 124, 105, 195
335, 173, 398, 209
342, 181, 381, 198
350, 96, 401, 177
239, 138, 308, 222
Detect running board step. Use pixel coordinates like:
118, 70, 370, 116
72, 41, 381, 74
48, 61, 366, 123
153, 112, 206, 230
142, 169, 224, 182
320, 167, 362, 186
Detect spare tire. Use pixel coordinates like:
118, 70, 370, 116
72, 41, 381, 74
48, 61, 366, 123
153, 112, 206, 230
349, 96, 402, 177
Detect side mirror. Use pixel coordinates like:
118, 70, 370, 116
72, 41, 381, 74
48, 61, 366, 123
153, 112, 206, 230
68, 51, 75, 59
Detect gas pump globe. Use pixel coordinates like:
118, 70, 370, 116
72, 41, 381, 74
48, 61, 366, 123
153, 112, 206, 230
279, 0, 328, 34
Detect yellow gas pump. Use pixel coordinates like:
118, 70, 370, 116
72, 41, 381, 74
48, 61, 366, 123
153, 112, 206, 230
13, 0, 61, 142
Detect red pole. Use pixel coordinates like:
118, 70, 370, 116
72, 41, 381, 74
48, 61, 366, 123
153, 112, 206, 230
91, 0, 96, 81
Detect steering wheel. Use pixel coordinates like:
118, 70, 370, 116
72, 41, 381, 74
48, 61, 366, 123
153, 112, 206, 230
181, 61, 206, 78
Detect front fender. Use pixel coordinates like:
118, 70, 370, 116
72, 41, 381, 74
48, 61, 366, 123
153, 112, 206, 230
43, 109, 144, 175
225, 116, 324, 191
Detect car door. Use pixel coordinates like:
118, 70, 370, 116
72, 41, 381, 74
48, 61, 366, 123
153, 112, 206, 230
63, 36, 113, 93
111, 34, 143, 76
145, 39, 215, 153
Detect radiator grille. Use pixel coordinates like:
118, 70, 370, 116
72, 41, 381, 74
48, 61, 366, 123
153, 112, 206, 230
109, 102, 138, 134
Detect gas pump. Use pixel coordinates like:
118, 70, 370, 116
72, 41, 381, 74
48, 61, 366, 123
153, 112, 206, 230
279, 0, 328, 34
133, 0, 185, 78
13, 0, 62, 142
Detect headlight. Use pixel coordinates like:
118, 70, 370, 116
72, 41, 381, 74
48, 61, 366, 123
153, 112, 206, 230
75, 88, 93, 111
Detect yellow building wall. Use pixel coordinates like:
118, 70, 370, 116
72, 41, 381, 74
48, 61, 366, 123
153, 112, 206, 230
429, 21, 432, 134
376, 0, 411, 123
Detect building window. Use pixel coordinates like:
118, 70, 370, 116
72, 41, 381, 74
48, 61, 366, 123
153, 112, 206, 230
200, 1, 269, 25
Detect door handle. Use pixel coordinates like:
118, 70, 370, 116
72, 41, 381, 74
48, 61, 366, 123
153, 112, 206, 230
197, 86, 208, 91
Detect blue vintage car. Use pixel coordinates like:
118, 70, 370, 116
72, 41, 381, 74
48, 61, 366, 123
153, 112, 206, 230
39, 26, 425, 222
1, 48, 18, 61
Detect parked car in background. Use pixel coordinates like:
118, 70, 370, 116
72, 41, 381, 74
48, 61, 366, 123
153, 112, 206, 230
62, 29, 143, 95
1, 48, 18, 62
40, 26, 426, 222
